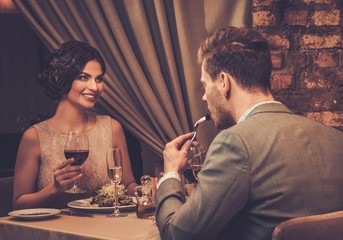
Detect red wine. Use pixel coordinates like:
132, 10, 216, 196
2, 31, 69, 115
183, 167, 198, 183
192, 164, 202, 181
136, 204, 156, 219
64, 150, 89, 165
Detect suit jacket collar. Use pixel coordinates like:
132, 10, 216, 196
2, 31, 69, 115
245, 103, 293, 120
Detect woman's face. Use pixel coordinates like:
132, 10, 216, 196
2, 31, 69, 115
66, 60, 104, 109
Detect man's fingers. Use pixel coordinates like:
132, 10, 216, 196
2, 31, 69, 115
169, 132, 195, 148
191, 141, 200, 147
181, 140, 192, 152
177, 132, 196, 142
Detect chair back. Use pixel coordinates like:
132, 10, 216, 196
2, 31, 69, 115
0, 176, 14, 217
272, 211, 343, 240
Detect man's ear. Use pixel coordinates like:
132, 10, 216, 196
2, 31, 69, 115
219, 72, 231, 97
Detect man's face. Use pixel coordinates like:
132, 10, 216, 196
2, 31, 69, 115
200, 61, 235, 130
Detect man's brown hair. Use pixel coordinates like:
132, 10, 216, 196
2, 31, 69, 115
198, 26, 272, 93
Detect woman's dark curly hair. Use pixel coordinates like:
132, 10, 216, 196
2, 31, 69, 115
39, 40, 106, 101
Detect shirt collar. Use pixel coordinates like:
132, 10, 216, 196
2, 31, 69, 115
237, 101, 281, 124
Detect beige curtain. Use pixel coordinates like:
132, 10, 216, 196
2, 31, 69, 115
13, 0, 251, 157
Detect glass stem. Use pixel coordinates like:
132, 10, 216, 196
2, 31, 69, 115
114, 182, 119, 214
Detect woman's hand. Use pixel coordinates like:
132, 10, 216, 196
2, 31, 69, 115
52, 158, 82, 192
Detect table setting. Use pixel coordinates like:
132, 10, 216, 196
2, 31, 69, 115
0, 114, 211, 239
2, 178, 160, 240
2, 183, 159, 240
1, 210, 160, 240
0, 137, 160, 240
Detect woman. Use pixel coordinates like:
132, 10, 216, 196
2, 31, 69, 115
13, 40, 137, 210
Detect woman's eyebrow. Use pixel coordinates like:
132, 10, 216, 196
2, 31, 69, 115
79, 72, 90, 76
80, 72, 104, 77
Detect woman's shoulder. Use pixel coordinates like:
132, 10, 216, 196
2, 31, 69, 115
94, 114, 111, 122
95, 115, 121, 127
31, 119, 49, 130
92, 115, 122, 136
20, 126, 40, 145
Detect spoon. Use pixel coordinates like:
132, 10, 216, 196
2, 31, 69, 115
190, 113, 211, 142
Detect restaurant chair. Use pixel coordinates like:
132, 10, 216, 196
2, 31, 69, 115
272, 210, 343, 240
0, 176, 14, 217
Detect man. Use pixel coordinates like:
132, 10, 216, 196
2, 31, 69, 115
155, 26, 343, 240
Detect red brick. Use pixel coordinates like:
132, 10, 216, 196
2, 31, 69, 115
314, 52, 338, 67
312, 10, 340, 26
253, 11, 277, 27
304, 79, 326, 89
303, 0, 334, 3
301, 71, 327, 89
306, 111, 343, 127
271, 74, 293, 89
302, 35, 341, 49
265, 34, 290, 49
271, 52, 283, 69
284, 9, 309, 26
311, 99, 337, 111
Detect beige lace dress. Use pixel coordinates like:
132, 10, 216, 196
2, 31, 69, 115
33, 115, 112, 208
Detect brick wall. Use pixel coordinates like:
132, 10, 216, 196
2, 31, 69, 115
252, 0, 343, 131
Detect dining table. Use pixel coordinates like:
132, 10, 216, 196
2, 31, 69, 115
0, 208, 160, 240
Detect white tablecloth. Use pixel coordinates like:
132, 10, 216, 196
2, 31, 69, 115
0, 211, 160, 240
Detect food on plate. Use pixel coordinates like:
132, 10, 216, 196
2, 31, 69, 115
89, 182, 135, 207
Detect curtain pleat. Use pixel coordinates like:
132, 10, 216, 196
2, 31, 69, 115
13, 0, 252, 158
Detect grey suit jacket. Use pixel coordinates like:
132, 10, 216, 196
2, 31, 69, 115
156, 103, 343, 240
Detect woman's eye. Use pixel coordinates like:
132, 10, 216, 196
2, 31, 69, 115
96, 76, 104, 83
77, 75, 88, 81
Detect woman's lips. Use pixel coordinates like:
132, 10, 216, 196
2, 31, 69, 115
82, 93, 97, 101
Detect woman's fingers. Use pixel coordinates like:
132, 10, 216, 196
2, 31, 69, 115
59, 158, 74, 168
54, 172, 82, 192
53, 159, 81, 177
52, 158, 83, 191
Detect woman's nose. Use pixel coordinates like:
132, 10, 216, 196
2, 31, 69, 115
88, 79, 98, 90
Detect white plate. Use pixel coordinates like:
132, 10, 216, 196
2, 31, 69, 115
67, 198, 136, 212
8, 208, 61, 220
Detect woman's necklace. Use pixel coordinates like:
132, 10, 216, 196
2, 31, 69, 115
48, 115, 92, 135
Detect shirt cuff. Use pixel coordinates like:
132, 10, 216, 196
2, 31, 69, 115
157, 171, 181, 189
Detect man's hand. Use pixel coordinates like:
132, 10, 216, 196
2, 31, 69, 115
163, 132, 195, 173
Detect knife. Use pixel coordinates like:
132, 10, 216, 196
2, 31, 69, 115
19, 212, 51, 215
60, 210, 94, 218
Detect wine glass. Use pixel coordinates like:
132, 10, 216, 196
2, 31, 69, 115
187, 145, 206, 182
64, 131, 89, 194
106, 147, 127, 217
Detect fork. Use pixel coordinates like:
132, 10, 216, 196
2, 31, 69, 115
190, 113, 211, 142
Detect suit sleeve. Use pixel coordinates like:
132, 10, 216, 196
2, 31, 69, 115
155, 130, 250, 240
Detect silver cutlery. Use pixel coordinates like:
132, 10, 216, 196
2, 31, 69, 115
190, 113, 211, 142
19, 212, 51, 216
60, 210, 94, 218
